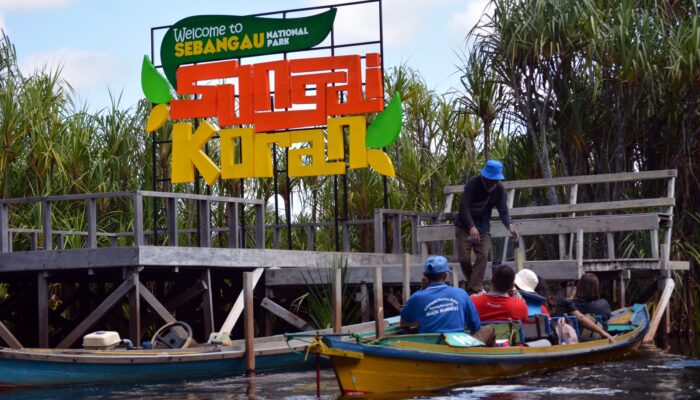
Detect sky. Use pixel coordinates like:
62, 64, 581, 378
0, 0, 490, 112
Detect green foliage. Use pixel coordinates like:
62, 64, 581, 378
291, 257, 361, 329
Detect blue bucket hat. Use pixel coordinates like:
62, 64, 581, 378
480, 160, 505, 181
423, 256, 450, 275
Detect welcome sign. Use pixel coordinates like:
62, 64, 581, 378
142, 8, 401, 186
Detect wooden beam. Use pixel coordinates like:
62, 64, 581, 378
198, 199, 211, 248
138, 281, 175, 325
133, 193, 144, 246
359, 283, 370, 322
374, 266, 384, 338
644, 278, 675, 343
37, 272, 48, 348
374, 209, 384, 253
167, 197, 178, 246
0, 319, 22, 349
261, 297, 313, 331
201, 269, 214, 337
254, 203, 265, 249
332, 267, 342, 333
243, 271, 255, 372
444, 170, 677, 194
227, 202, 239, 248
129, 270, 141, 344
218, 268, 264, 334
0, 202, 8, 253
57, 275, 135, 349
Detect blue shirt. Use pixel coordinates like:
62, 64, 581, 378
400, 283, 481, 334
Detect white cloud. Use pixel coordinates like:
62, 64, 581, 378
448, 0, 492, 46
19, 49, 126, 91
304, 0, 452, 48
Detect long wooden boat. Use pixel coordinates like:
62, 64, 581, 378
308, 305, 649, 395
0, 317, 401, 389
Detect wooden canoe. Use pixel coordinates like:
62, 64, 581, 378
0, 316, 401, 388
308, 305, 649, 395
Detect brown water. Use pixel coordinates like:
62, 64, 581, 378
1, 347, 698, 399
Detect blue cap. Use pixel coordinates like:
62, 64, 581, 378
480, 160, 505, 180
423, 256, 450, 275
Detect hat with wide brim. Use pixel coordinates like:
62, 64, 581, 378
514, 269, 538, 293
480, 160, 505, 180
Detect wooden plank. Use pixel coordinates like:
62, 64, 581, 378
0, 247, 139, 272
261, 297, 313, 331
606, 232, 615, 260
86, 198, 97, 249
57, 275, 135, 348
37, 272, 49, 347
411, 216, 419, 255
444, 170, 677, 194
651, 229, 659, 259
392, 215, 401, 254
201, 269, 214, 337
138, 281, 175, 325
643, 278, 675, 343
417, 213, 662, 242
0, 319, 22, 349
243, 271, 255, 372
374, 266, 384, 338
219, 268, 264, 333
360, 283, 370, 322
332, 267, 342, 333
306, 226, 314, 251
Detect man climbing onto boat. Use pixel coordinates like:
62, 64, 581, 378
471, 265, 529, 322
455, 160, 519, 294
400, 256, 495, 346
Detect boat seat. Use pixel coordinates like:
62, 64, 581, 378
522, 314, 552, 340
481, 319, 524, 345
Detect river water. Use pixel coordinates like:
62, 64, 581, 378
1, 346, 698, 399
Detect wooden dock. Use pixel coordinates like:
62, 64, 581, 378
0, 170, 688, 359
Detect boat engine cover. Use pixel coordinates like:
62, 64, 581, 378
83, 331, 122, 350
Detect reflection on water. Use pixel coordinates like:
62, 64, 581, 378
1, 349, 699, 400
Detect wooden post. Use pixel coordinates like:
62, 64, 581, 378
619, 270, 630, 308
306, 225, 314, 251
198, 199, 211, 248
501, 189, 515, 262
451, 264, 459, 287
374, 266, 384, 338
87, 198, 97, 249
129, 269, 141, 345
392, 214, 402, 254
228, 202, 239, 248
650, 229, 659, 259
360, 283, 370, 322
343, 221, 351, 252
243, 271, 255, 372
201, 268, 214, 337
254, 203, 265, 249
411, 215, 419, 255
576, 229, 584, 277
402, 253, 411, 304
0, 202, 8, 253
41, 201, 52, 250
167, 197, 178, 246
606, 232, 615, 260
373, 209, 384, 253
133, 193, 144, 246
37, 271, 48, 348
332, 267, 342, 333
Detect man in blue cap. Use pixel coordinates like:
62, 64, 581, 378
455, 160, 519, 295
400, 256, 495, 345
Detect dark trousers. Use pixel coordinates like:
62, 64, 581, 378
456, 227, 491, 294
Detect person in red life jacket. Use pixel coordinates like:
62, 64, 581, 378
400, 256, 495, 346
455, 160, 519, 295
471, 265, 528, 322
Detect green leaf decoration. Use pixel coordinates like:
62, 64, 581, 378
366, 92, 402, 149
141, 55, 174, 104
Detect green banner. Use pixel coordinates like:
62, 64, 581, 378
160, 8, 336, 88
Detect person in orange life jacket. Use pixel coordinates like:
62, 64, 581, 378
455, 160, 519, 295
400, 256, 495, 346
471, 265, 529, 322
